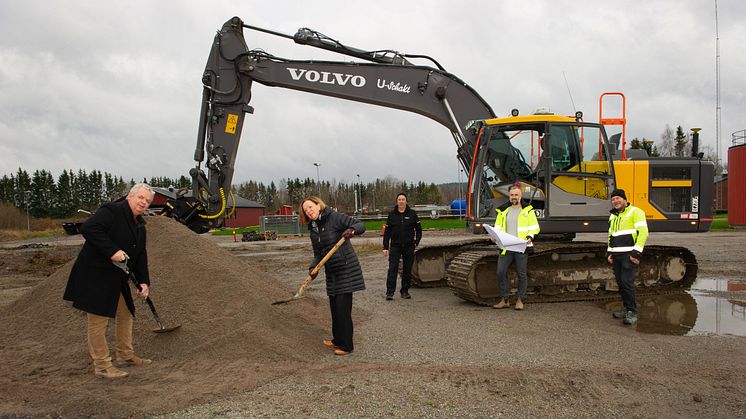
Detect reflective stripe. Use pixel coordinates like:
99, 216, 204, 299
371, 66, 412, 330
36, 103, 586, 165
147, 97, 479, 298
633, 245, 643, 252
611, 229, 637, 236
634, 221, 647, 228
609, 246, 635, 252
517, 225, 540, 231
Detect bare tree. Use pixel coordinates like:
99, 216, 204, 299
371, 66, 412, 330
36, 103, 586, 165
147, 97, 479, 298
659, 125, 675, 156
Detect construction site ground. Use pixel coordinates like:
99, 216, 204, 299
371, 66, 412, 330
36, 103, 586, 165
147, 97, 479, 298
0, 217, 744, 418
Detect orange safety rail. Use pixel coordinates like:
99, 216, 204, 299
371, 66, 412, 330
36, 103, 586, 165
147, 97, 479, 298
599, 92, 627, 160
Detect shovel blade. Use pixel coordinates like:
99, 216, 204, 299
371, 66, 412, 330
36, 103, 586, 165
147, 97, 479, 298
153, 324, 181, 333
271, 293, 304, 306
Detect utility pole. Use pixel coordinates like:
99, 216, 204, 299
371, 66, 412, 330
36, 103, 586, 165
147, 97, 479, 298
24, 190, 31, 231
313, 162, 321, 195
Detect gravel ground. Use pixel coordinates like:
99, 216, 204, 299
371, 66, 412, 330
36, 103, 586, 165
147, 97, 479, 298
154, 229, 746, 418
1, 227, 744, 418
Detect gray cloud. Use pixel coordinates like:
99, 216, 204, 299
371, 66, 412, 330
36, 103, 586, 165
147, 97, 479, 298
1, 0, 743, 186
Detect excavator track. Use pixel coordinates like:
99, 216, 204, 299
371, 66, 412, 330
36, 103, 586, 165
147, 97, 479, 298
445, 242, 697, 306
411, 238, 492, 287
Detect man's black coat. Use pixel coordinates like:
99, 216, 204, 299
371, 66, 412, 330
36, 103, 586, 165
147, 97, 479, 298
63, 200, 150, 318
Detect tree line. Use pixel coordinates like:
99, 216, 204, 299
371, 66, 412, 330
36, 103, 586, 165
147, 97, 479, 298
4, 125, 719, 221
0, 168, 451, 219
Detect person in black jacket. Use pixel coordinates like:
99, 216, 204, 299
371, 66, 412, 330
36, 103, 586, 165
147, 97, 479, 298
300, 196, 365, 356
382, 193, 422, 300
63, 183, 154, 379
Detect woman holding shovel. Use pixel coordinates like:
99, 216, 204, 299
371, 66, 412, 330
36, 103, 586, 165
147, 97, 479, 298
300, 196, 365, 356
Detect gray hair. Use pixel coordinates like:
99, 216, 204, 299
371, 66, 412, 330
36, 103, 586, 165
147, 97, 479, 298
129, 183, 154, 197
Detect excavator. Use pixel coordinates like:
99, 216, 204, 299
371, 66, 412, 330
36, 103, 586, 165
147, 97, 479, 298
163, 17, 714, 305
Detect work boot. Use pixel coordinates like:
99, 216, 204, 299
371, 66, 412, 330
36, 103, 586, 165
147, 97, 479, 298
613, 309, 628, 319
401, 291, 411, 299
623, 311, 638, 325
321, 340, 336, 349
116, 356, 152, 367
386, 293, 394, 300
514, 298, 524, 311
334, 349, 352, 356
95, 366, 129, 379
492, 299, 509, 309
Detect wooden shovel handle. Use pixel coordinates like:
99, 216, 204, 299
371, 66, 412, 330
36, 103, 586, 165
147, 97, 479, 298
295, 236, 347, 297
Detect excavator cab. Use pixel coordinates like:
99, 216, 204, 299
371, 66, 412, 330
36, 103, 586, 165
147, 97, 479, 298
472, 114, 615, 233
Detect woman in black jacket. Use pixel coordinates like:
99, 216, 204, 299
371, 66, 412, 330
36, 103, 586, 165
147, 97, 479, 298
300, 196, 365, 355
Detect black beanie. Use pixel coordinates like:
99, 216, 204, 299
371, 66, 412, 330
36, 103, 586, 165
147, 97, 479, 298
610, 189, 627, 200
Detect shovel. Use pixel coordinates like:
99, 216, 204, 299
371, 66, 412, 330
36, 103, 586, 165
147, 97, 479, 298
272, 236, 347, 305
112, 258, 181, 333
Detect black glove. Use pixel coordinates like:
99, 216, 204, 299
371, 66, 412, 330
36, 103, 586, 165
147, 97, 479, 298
342, 228, 355, 239
309, 270, 318, 280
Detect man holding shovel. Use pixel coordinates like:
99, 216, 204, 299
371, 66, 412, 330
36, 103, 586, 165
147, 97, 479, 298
63, 183, 155, 379
300, 196, 365, 356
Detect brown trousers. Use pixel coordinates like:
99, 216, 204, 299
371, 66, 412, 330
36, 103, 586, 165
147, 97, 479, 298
86, 294, 134, 371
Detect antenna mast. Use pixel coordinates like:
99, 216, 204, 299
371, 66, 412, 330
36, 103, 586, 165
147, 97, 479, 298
715, 0, 721, 165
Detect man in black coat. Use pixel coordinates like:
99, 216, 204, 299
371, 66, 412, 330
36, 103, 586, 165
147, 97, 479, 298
63, 183, 154, 379
382, 193, 422, 300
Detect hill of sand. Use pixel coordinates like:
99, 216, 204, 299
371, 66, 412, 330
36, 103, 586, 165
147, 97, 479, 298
0, 216, 331, 417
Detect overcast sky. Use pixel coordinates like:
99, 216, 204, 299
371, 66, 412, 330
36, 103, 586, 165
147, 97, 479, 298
1, 1, 744, 187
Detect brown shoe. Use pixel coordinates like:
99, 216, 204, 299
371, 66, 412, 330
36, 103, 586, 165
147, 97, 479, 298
514, 298, 524, 311
334, 349, 352, 356
95, 366, 129, 379
116, 356, 152, 367
492, 299, 510, 309
322, 340, 336, 349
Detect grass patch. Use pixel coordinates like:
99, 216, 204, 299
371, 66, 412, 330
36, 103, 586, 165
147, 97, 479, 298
709, 218, 733, 231
364, 217, 467, 232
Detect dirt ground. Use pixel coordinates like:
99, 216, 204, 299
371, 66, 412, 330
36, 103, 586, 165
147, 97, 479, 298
0, 218, 744, 418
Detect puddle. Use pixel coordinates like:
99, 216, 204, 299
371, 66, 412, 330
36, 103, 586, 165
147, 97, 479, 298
598, 277, 746, 336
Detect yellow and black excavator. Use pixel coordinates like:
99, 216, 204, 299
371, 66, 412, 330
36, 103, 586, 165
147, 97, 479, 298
163, 17, 713, 304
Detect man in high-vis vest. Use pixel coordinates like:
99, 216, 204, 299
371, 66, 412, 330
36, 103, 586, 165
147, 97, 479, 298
492, 185, 540, 311
606, 188, 648, 325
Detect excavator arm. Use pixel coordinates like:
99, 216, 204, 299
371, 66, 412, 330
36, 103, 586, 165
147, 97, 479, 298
164, 17, 495, 233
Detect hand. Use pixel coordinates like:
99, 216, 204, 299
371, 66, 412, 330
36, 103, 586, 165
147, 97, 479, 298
309, 270, 318, 280
383, 249, 389, 257
137, 283, 149, 298
630, 250, 641, 265
607, 254, 613, 264
526, 236, 533, 244
342, 228, 355, 239
111, 250, 129, 263
629, 256, 640, 265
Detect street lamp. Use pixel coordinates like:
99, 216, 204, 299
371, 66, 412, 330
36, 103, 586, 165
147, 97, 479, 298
356, 173, 361, 214
313, 162, 321, 195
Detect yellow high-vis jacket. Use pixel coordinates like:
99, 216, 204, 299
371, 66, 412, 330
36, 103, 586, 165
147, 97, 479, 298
607, 204, 648, 255
494, 205, 540, 254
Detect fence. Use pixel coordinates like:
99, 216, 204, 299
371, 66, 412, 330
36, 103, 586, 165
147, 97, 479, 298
260, 215, 302, 236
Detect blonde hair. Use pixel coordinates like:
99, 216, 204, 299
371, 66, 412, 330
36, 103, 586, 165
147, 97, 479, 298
299, 196, 327, 224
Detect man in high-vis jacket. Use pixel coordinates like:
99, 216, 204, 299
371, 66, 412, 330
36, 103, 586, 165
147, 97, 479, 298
606, 188, 648, 325
492, 185, 540, 311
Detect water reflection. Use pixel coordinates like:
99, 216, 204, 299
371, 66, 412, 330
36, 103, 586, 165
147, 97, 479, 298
601, 294, 697, 336
598, 277, 746, 337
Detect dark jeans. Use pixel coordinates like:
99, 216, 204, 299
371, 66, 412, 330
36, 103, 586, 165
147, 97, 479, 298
612, 254, 638, 313
386, 245, 415, 295
496, 251, 528, 299
329, 293, 354, 351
